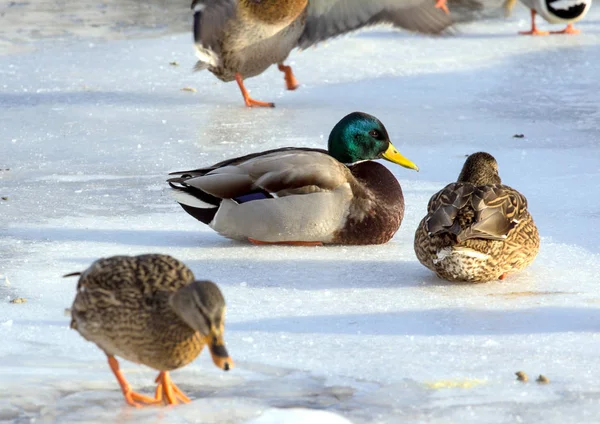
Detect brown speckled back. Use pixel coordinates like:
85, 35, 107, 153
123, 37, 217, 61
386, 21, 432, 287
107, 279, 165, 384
70, 254, 205, 371
414, 153, 540, 283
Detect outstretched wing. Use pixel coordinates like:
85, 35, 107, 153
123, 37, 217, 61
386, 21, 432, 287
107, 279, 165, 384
298, 0, 454, 49
426, 182, 529, 242
445, 0, 506, 23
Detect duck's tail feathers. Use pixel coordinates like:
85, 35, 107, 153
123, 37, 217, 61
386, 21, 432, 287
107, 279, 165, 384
170, 188, 216, 210
194, 61, 210, 72
168, 179, 220, 225
191, 0, 230, 69
179, 202, 218, 225
63, 271, 82, 278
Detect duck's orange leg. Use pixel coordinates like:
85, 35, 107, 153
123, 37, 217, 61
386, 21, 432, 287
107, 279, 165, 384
154, 371, 191, 405
248, 237, 323, 246
499, 272, 508, 280
107, 356, 161, 407
551, 23, 580, 34
235, 73, 274, 108
519, 10, 549, 35
434, 0, 450, 14
277, 63, 300, 91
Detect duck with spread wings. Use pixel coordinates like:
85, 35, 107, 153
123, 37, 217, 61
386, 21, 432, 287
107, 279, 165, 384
191, 0, 460, 107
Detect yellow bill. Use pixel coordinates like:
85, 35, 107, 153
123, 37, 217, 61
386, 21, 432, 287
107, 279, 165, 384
382, 143, 419, 171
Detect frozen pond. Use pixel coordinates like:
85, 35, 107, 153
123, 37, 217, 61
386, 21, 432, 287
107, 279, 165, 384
1, 2, 600, 422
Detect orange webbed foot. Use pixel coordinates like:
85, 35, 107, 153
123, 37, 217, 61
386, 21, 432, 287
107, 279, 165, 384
499, 273, 508, 281
551, 24, 580, 35
435, 0, 450, 14
125, 391, 162, 408
519, 28, 549, 36
235, 73, 275, 108
107, 355, 161, 408
248, 238, 323, 246
154, 371, 191, 405
244, 97, 275, 108
277, 63, 300, 91
520, 10, 549, 35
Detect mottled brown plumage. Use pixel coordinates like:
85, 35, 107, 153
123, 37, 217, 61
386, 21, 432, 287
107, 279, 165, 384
414, 152, 540, 283
68, 254, 233, 407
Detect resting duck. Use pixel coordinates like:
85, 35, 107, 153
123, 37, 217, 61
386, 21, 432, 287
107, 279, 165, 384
168, 112, 419, 245
191, 0, 456, 107
515, 0, 591, 35
413, 152, 540, 283
67, 254, 233, 407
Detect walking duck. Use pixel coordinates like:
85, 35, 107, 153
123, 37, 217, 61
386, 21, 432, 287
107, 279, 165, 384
509, 0, 591, 35
67, 254, 233, 407
168, 112, 419, 245
414, 152, 540, 283
191, 0, 458, 107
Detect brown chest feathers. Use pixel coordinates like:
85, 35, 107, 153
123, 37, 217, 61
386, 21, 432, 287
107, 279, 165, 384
241, 0, 308, 26
333, 161, 405, 245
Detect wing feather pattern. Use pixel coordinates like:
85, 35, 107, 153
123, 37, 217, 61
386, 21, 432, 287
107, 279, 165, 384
298, 0, 454, 49
426, 182, 529, 243
169, 148, 351, 201
191, 0, 237, 68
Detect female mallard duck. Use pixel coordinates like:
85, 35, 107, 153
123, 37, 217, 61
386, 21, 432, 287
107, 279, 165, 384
168, 112, 419, 245
414, 152, 540, 283
511, 0, 591, 35
67, 254, 233, 407
192, 0, 456, 107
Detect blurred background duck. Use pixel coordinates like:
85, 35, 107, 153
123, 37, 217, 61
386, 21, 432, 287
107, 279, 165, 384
67, 254, 233, 407
414, 152, 540, 283
191, 0, 492, 107
168, 112, 418, 245
504, 0, 591, 34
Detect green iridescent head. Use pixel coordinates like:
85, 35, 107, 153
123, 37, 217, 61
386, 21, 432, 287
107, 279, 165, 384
327, 112, 419, 170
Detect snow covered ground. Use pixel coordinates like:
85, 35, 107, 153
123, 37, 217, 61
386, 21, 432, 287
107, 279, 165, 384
1, 2, 600, 423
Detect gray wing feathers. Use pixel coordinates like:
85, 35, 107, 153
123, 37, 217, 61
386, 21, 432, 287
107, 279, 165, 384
185, 173, 254, 198
298, 0, 453, 49
191, 0, 236, 54
446, 0, 507, 23
184, 151, 350, 199
426, 183, 528, 242
426, 183, 472, 236
382, 5, 453, 34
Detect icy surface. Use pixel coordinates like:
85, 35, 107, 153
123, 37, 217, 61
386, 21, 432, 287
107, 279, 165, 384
1, 2, 600, 423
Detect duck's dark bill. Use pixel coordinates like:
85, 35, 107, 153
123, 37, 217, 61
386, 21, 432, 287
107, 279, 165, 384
209, 343, 234, 371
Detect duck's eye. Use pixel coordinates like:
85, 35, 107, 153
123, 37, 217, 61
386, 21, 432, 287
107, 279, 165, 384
369, 130, 380, 138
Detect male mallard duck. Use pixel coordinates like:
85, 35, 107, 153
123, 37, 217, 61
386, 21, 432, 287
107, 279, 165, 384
67, 254, 233, 407
516, 0, 591, 35
414, 152, 540, 283
168, 112, 419, 245
192, 0, 455, 107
